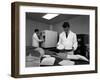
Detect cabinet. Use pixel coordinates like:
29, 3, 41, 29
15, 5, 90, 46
75, 34, 89, 58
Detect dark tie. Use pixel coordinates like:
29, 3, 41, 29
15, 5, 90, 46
66, 32, 68, 38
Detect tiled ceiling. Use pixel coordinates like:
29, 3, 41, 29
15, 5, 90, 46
26, 12, 81, 24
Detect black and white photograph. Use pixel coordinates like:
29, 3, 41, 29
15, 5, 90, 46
11, 2, 97, 78
25, 13, 90, 67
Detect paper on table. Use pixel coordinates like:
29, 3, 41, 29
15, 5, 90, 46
40, 57, 55, 65
59, 60, 75, 66
43, 55, 51, 58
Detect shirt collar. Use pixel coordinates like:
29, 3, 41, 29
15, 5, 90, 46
64, 30, 71, 34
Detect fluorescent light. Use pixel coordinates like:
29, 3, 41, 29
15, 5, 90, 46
42, 14, 59, 20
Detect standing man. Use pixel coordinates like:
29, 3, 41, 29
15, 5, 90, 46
32, 29, 43, 47
32, 29, 44, 57
57, 22, 78, 55
57, 22, 88, 61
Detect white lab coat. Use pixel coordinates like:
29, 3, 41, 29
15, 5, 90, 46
57, 30, 78, 50
32, 33, 42, 47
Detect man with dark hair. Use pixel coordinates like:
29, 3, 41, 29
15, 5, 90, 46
57, 22, 78, 54
56, 22, 88, 61
34, 29, 39, 33
62, 22, 70, 28
32, 29, 42, 47
32, 29, 44, 57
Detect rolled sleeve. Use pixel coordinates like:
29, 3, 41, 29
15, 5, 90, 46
57, 35, 64, 50
33, 33, 42, 42
73, 34, 78, 50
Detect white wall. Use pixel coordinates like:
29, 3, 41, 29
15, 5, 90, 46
69, 16, 89, 34
26, 15, 89, 46
52, 16, 89, 34
0, 0, 100, 80
26, 18, 50, 46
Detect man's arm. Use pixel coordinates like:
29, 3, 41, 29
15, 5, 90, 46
57, 34, 64, 50
57, 35, 62, 46
33, 34, 43, 42
72, 34, 78, 51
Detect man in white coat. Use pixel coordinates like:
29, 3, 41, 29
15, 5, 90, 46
57, 22, 78, 55
57, 22, 88, 61
32, 29, 44, 57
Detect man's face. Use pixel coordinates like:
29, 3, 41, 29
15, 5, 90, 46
63, 27, 70, 33
36, 31, 39, 35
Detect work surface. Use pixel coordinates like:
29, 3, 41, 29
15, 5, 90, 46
26, 46, 89, 67
42, 49, 89, 66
